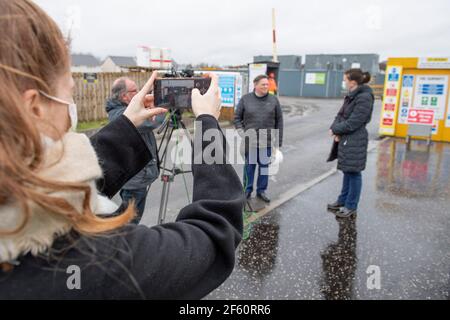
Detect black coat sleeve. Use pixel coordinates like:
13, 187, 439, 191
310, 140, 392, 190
331, 94, 373, 136
90, 115, 152, 198
104, 115, 245, 300
330, 114, 340, 130
233, 97, 245, 130
275, 98, 284, 147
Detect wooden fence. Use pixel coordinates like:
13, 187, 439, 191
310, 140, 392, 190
74, 72, 153, 122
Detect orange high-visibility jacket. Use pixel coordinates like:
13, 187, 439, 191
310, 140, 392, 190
268, 78, 278, 92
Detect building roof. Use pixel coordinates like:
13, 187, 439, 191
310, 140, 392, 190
71, 53, 101, 67
305, 53, 379, 57
106, 56, 137, 67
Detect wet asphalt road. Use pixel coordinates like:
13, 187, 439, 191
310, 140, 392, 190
206, 138, 450, 300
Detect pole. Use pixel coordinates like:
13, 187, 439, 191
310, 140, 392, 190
156, 112, 193, 225
272, 8, 278, 62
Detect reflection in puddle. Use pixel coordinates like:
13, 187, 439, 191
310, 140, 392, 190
320, 217, 357, 300
238, 214, 280, 278
376, 139, 450, 198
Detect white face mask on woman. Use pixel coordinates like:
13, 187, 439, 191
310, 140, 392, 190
38, 90, 78, 132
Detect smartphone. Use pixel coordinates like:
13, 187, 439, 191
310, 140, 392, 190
154, 77, 211, 109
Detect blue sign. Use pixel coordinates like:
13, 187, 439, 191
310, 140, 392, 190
388, 68, 400, 82
388, 73, 399, 82
419, 84, 444, 95
402, 75, 414, 87
219, 75, 235, 106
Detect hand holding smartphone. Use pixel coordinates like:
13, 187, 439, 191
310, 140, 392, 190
154, 77, 212, 109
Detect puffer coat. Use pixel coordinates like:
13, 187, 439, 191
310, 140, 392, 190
330, 85, 374, 172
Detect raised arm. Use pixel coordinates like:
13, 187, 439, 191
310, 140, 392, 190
105, 115, 244, 299
90, 115, 151, 198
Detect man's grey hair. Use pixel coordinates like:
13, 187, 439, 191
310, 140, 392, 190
111, 77, 128, 101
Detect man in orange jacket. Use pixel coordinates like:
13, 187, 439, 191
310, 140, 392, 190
268, 72, 278, 95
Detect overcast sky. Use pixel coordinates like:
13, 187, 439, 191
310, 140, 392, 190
33, 0, 450, 66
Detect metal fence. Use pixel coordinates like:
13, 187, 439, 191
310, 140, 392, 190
278, 70, 384, 99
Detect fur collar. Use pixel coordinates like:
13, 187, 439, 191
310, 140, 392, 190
0, 132, 117, 263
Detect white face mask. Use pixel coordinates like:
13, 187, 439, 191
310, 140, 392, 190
39, 90, 78, 132
41, 134, 56, 148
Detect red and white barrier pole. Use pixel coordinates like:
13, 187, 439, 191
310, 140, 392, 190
272, 8, 278, 62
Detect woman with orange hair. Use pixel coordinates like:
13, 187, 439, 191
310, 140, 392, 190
0, 0, 244, 299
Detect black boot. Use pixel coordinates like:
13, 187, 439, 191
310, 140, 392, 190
257, 192, 271, 203
245, 192, 252, 199
327, 201, 344, 211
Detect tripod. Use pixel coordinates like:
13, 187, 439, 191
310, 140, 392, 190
156, 109, 193, 225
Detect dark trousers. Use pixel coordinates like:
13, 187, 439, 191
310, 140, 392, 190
337, 172, 362, 210
117, 187, 149, 224
244, 147, 271, 194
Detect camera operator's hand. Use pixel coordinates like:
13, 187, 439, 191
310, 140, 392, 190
191, 73, 221, 120
124, 71, 168, 127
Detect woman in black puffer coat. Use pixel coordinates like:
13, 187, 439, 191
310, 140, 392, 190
327, 69, 374, 218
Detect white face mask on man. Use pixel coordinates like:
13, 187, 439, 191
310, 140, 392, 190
38, 90, 78, 132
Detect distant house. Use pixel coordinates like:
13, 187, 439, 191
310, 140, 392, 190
101, 56, 137, 73
71, 54, 101, 73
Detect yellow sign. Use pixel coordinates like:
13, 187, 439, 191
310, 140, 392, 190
418, 57, 450, 69
379, 57, 450, 142
379, 66, 403, 136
